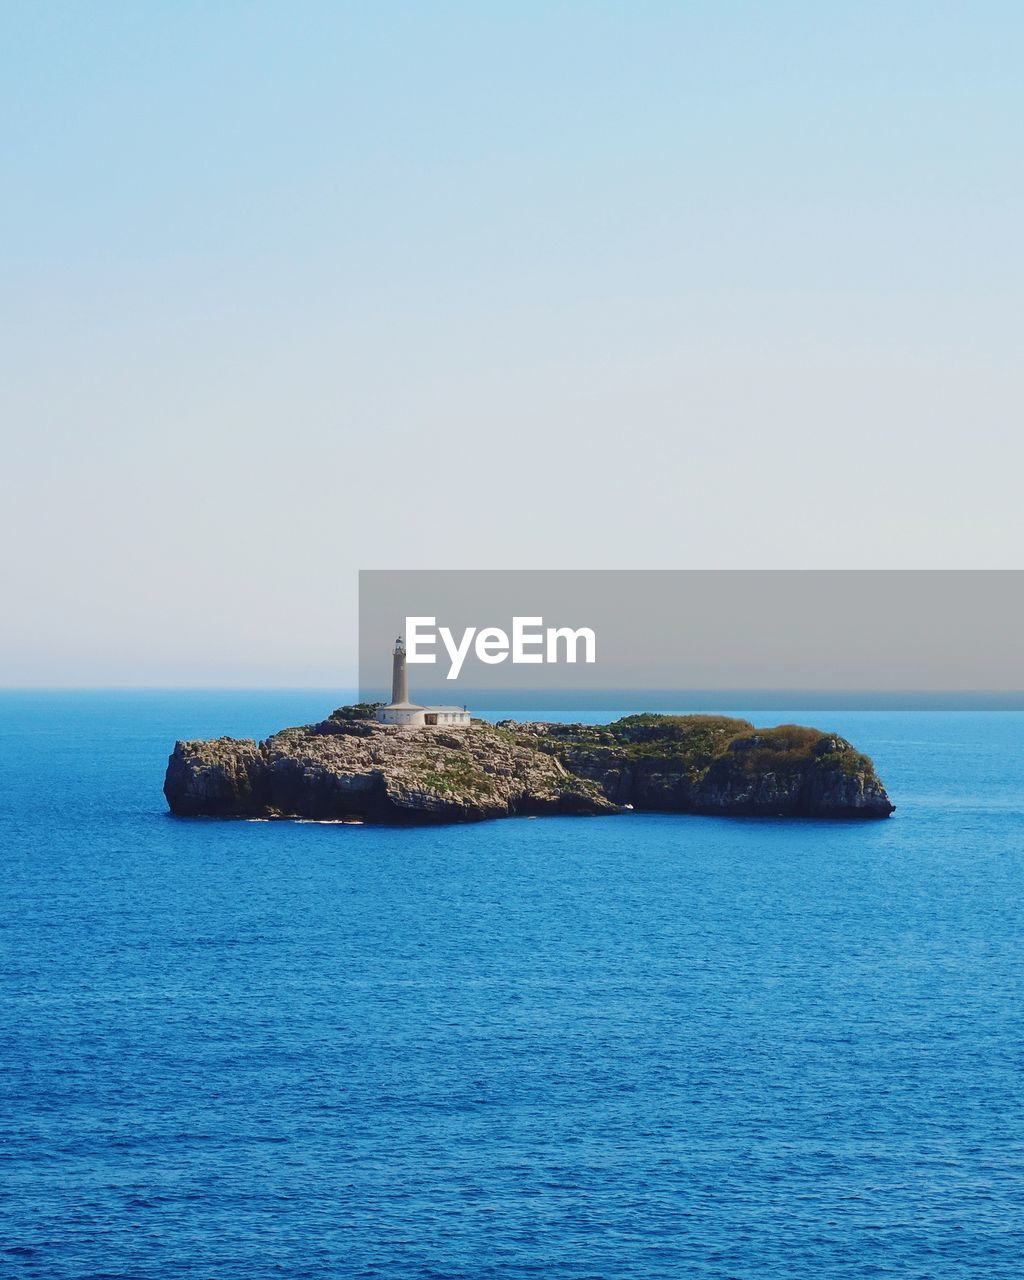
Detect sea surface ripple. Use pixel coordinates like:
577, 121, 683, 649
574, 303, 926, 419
1, 693, 1022, 1278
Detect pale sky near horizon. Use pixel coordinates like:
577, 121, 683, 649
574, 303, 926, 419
2, 2, 1022, 685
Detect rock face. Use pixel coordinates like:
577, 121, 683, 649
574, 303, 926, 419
164, 708, 894, 824
501, 715, 895, 819
164, 737, 266, 817
164, 711, 614, 824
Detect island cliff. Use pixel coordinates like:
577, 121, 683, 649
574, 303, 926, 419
164, 708, 894, 823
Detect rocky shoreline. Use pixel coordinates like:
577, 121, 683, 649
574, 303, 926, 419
164, 707, 895, 824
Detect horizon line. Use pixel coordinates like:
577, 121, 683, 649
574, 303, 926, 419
4, 685, 1024, 711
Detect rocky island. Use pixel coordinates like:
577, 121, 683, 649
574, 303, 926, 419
164, 706, 894, 824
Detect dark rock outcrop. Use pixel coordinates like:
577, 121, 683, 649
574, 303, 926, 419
164, 708, 894, 824
164, 737, 266, 817
501, 715, 895, 819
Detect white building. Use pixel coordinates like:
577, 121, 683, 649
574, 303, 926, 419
375, 636, 471, 728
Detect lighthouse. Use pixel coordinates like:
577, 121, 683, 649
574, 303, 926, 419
374, 633, 472, 728
391, 634, 409, 705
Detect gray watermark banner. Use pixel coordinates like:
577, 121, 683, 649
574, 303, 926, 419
358, 570, 1024, 710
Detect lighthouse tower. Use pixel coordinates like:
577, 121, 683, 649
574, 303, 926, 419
374, 635, 425, 726
391, 635, 409, 705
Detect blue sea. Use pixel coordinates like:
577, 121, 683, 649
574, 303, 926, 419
2, 691, 1023, 1279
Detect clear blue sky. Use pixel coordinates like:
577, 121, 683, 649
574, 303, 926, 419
2, 2, 1021, 684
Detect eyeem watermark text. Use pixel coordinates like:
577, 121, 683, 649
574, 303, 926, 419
405, 617, 597, 680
